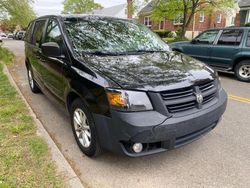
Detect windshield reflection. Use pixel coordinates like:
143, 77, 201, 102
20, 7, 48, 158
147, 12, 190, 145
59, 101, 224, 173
64, 16, 169, 57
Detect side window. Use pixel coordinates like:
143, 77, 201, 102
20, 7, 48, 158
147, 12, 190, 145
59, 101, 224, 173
44, 20, 66, 53
195, 30, 219, 44
32, 20, 46, 47
45, 20, 64, 45
217, 30, 243, 46
247, 31, 250, 47
24, 22, 34, 43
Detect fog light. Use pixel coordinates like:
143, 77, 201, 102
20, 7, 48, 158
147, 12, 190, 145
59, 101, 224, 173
132, 143, 143, 153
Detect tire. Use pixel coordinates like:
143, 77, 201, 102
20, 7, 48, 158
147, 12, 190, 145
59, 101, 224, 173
70, 98, 102, 157
234, 60, 250, 82
27, 65, 41, 93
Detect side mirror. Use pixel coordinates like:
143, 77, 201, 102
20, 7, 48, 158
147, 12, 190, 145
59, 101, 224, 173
41, 42, 61, 57
191, 39, 197, 44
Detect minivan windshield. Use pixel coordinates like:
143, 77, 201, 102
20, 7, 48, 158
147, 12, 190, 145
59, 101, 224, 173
64, 16, 169, 56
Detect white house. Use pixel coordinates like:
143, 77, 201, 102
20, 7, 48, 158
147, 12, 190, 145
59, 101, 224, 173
90, 4, 128, 18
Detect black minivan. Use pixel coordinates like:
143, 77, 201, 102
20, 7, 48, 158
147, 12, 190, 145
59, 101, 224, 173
25, 15, 227, 157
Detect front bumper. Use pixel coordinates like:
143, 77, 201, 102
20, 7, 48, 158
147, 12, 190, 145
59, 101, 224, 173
93, 88, 227, 157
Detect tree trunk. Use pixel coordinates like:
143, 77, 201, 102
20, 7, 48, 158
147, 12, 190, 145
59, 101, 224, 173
127, 0, 133, 19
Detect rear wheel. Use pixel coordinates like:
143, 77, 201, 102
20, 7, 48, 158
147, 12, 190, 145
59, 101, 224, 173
70, 99, 102, 157
27, 66, 41, 93
234, 60, 250, 82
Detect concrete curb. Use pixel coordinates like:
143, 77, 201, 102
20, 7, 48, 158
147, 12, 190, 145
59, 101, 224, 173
2, 62, 84, 188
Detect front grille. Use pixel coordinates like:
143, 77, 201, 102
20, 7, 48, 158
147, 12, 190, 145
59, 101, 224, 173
160, 80, 217, 114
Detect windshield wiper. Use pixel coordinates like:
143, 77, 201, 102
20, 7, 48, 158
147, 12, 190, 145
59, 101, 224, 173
127, 50, 167, 54
82, 51, 123, 56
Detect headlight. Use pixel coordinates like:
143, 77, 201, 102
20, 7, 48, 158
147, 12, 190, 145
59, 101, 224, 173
106, 89, 153, 112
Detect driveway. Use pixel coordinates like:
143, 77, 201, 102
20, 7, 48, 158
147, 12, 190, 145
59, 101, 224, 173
3, 40, 250, 188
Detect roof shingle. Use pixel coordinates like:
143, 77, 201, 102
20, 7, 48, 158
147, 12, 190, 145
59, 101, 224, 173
238, 0, 250, 8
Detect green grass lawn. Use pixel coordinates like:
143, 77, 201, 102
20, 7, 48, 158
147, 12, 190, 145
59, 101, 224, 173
0, 46, 64, 188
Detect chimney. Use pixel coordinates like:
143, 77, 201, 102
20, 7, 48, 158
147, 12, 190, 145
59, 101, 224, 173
127, 0, 133, 19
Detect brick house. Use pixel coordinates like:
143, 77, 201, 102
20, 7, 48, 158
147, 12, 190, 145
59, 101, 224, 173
138, 1, 236, 39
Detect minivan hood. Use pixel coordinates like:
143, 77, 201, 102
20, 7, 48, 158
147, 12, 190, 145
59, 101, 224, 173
83, 52, 216, 92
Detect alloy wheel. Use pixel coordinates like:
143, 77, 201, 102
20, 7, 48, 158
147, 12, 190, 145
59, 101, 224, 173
28, 69, 34, 89
73, 108, 91, 148
239, 65, 250, 79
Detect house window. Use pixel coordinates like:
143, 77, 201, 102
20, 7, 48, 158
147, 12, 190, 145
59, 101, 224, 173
159, 20, 164, 30
173, 14, 184, 25
144, 16, 152, 28
246, 10, 250, 23
217, 14, 222, 24
231, 17, 235, 25
199, 12, 205, 22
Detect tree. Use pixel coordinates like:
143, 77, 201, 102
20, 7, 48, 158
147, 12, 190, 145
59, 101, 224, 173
151, 0, 234, 38
0, 19, 16, 32
62, 0, 103, 14
0, 0, 36, 29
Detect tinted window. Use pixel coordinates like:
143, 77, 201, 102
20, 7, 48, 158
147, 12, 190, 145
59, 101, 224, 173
25, 23, 34, 43
33, 20, 46, 47
195, 30, 219, 44
44, 20, 67, 56
217, 30, 243, 46
247, 31, 250, 47
45, 20, 63, 45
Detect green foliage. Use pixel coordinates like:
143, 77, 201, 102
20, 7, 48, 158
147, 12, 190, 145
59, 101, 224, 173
0, 19, 16, 32
62, 0, 103, 14
175, 27, 183, 38
245, 23, 250, 27
0, 49, 64, 187
0, 46, 14, 65
0, 0, 36, 28
154, 29, 173, 38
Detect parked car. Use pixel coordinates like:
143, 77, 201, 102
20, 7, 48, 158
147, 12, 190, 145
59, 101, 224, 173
25, 15, 227, 157
170, 27, 250, 82
7, 33, 14, 39
15, 31, 26, 40
0, 33, 7, 40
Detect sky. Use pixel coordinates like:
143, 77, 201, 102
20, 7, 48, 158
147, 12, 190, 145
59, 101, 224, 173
33, 0, 127, 16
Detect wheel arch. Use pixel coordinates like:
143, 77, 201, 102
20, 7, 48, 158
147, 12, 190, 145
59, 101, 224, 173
66, 91, 82, 113
233, 56, 250, 71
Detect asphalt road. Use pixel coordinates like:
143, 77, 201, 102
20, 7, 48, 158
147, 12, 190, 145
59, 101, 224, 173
3, 40, 250, 188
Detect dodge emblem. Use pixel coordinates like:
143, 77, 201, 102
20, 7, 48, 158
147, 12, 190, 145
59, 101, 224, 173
195, 92, 203, 105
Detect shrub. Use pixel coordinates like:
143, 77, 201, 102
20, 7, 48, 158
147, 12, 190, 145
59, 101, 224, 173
245, 23, 250, 27
154, 29, 173, 38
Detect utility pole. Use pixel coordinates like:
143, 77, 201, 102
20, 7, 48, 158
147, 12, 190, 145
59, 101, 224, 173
127, 0, 133, 19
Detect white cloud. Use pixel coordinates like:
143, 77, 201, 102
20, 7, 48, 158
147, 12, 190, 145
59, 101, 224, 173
34, 0, 127, 16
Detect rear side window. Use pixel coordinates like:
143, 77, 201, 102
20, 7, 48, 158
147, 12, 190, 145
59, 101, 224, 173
247, 31, 250, 47
217, 30, 243, 46
24, 22, 34, 43
32, 20, 46, 47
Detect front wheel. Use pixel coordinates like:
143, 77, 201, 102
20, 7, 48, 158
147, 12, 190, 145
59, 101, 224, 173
234, 60, 250, 82
70, 99, 102, 157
